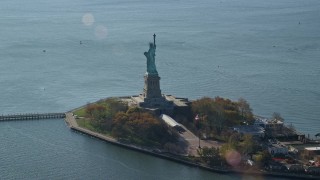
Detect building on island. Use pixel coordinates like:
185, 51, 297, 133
254, 116, 284, 133
304, 147, 320, 157
232, 125, 265, 138
254, 116, 305, 141
268, 143, 288, 155
160, 114, 185, 133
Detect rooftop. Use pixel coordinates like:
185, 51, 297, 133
233, 125, 265, 136
160, 114, 181, 128
165, 95, 190, 107
305, 147, 320, 151
254, 116, 284, 125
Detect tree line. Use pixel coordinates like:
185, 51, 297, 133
83, 98, 179, 148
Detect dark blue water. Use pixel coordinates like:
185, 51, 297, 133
0, 120, 222, 179
0, 0, 319, 178
0, 119, 290, 179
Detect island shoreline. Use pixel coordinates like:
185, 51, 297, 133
64, 111, 318, 180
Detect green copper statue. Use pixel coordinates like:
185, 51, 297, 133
144, 34, 158, 75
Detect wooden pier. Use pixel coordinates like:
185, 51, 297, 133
0, 113, 66, 121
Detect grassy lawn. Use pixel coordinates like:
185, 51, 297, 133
73, 108, 86, 117
76, 118, 112, 136
76, 118, 96, 131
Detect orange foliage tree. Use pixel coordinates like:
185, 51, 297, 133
112, 108, 178, 147
191, 96, 253, 136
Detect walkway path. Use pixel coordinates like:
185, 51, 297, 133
65, 113, 77, 127
179, 125, 222, 156
65, 112, 221, 156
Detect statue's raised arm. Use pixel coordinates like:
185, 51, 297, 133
144, 34, 158, 75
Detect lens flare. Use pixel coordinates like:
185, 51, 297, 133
82, 13, 95, 26
225, 150, 241, 167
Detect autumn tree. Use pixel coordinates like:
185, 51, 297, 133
191, 96, 250, 137
112, 109, 179, 147
112, 112, 130, 138
85, 98, 128, 131
86, 104, 106, 118
85, 104, 111, 127
105, 98, 128, 116
238, 98, 254, 124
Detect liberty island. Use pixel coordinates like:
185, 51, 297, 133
63, 35, 319, 179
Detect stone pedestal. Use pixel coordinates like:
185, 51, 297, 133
129, 73, 175, 115
143, 73, 161, 99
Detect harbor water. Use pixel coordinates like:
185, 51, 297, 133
0, 0, 319, 179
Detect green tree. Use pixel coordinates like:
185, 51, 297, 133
238, 98, 254, 124
241, 134, 254, 155
191, 96, 251, 137
220, 133, 239, 156
254, 150, 271, 167
197, 147, 222, 166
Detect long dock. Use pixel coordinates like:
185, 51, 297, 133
0, 113, 66, 121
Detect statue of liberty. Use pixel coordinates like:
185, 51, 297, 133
144, 34, 158, 75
